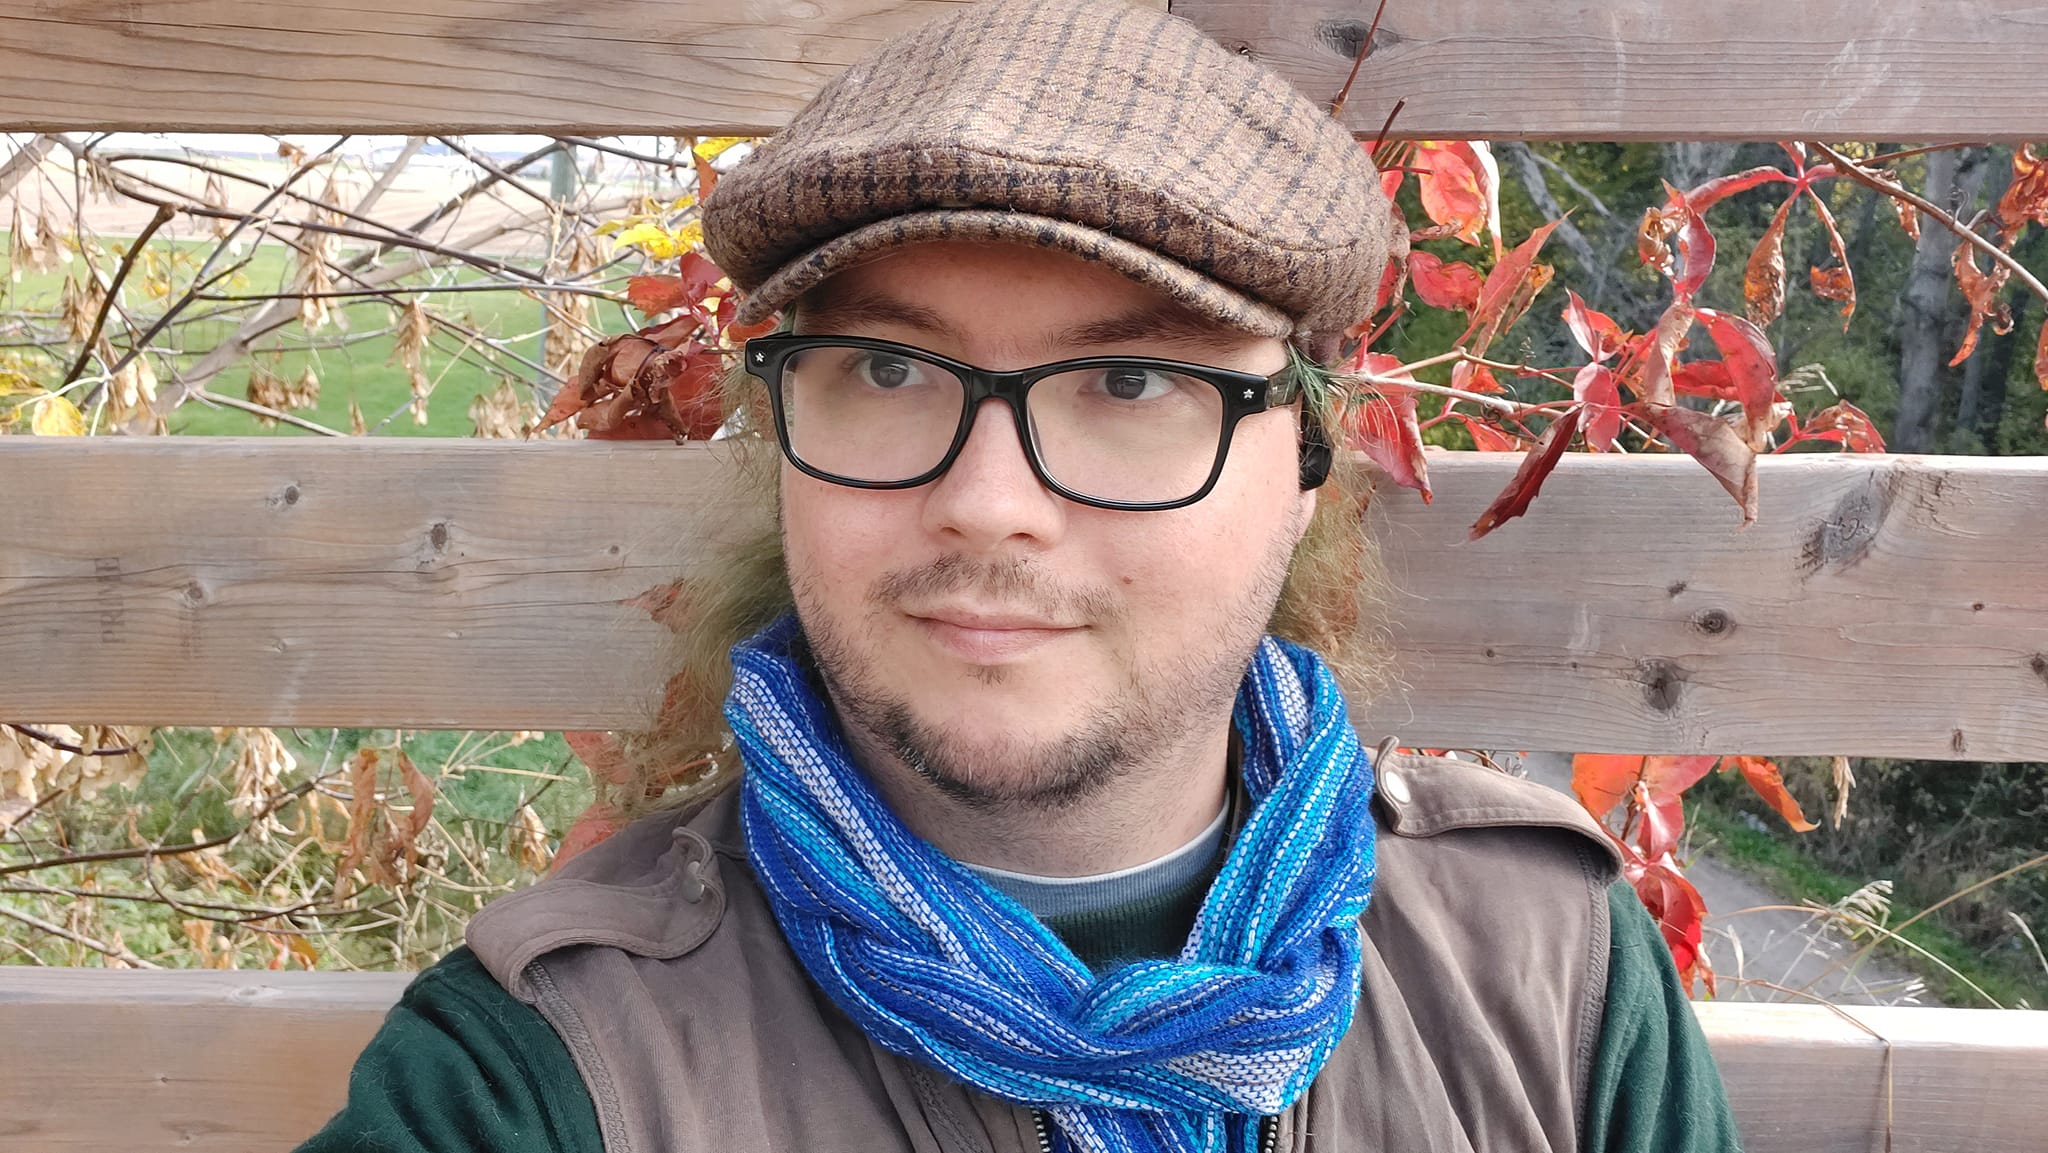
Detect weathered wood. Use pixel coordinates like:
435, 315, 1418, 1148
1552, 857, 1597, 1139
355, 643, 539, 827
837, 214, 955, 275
1691, 999, 2048, 1152
1182, 0, 2048, 142
2, 440, 2045, 759
0, 968, 408, 1151
1, 0, 2041, 139
0, 969, 2040, 1151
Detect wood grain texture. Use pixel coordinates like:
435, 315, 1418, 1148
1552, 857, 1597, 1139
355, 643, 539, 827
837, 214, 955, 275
1179, 0, 2048, 141
0, 0, 1162, 135
0, 969, 2039, 1151
1692, 1000, 2048, 1152
2, 441, 2046, 759
0, 0, 2038, 138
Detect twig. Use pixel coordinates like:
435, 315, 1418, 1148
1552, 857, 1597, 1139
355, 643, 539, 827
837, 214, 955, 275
56, 203, 173, 391
0, 777, 320, 880
1328, 0, 1390, 121
3, 723, 141, 758
1368, 98, 1407, 159
185, 387, 348, 437
0, 903, 160, 967
1808, 141, 2048, 307
559, 135, 686, 171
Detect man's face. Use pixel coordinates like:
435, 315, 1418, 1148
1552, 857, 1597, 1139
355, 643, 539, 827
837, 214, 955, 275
781, 241, 1315, 810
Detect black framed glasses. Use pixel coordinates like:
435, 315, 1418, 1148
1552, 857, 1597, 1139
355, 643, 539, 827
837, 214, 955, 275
743, 334, 1298, 511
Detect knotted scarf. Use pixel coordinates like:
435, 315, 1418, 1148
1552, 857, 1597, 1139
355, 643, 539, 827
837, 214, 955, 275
730, 614, 1378, 1153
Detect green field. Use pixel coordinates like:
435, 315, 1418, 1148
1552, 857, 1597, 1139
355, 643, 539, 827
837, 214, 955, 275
2, 236, 636, 437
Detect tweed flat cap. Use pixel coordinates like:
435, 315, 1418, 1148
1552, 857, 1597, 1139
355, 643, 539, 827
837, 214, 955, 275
701, 0, 1397, 358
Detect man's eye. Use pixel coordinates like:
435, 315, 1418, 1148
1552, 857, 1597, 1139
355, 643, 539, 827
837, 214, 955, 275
855, 354, 922, 389
1099, 366, 1172, 401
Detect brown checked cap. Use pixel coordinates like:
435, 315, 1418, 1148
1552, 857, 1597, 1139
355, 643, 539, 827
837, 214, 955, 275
701, 0, 1398, 361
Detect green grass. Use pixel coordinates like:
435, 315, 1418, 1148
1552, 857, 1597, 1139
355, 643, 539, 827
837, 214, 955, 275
1686, 800, 2048, 1009
3, 235, 636, 438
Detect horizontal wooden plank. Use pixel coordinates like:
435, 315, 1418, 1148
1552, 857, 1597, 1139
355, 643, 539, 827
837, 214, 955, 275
1183, 0, 2048, 141
0, 0, 2040, 139
3, 440, 2046, 759
0, 969, 2040, 1151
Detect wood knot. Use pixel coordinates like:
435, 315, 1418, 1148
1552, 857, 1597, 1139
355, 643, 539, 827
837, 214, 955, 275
1691, 608, 1733, 637
1667, 580, 1688, 597
1315, 18, 1403, 60
269, 483, 302, 509
1952, 728, 1968, 754
1798, 471, 1897, 577
1637, 659, 1687, 713
2031, 653, 2048, 684
180, 581, 206, 607
429, 522, 449, 550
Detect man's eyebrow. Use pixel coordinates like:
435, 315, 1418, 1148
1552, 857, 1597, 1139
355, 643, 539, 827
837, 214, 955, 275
1056, 303, 1253, 356
794, 288, 956, 338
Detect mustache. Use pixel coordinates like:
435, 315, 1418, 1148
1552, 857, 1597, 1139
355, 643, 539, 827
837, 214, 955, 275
870, 555, 1122, 623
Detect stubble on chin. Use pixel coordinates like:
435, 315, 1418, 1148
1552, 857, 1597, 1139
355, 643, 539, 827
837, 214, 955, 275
786, 545, 1290, 815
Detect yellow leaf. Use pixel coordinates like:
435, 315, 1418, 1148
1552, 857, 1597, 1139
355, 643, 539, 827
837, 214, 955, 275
30, 393, 84, 436
692, 136, 746, 162
0, 371, 45, 398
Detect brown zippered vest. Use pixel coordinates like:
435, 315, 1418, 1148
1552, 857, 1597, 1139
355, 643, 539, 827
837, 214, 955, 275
467, 752, 1621, 1153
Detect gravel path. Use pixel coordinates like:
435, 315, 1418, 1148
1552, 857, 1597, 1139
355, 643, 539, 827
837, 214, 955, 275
1515, 751, 1933, 1006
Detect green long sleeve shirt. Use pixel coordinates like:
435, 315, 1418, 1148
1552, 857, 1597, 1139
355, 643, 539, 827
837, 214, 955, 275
298, 881, 1739, 1152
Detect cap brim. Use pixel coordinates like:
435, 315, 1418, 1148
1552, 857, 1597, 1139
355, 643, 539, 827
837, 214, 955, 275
730, 210, 1295, 339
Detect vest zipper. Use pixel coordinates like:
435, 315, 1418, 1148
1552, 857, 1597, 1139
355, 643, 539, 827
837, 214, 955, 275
1029, 1110, 1278, 1152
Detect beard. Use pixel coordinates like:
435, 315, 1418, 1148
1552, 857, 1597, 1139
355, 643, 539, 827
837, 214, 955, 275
790, 536, 1298, 814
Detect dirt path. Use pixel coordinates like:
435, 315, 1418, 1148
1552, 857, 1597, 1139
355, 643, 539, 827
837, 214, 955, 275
1516, 752, 1934, 1006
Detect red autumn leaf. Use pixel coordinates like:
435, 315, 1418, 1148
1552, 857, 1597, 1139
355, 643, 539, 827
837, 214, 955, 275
625, 251, 726, 317
1412, 141, 1498, 251
1951, 243, 2014, 367
1449, 411, 1523, 451
1450, 360, 1504, 394
1572, 362, 1624, 451
1563, 289, 1628, 362
1342, 352, 1431, 502
564, 730, 631, 786
1639, 402, 1757, 527
552, 803, 627, 872
1457, 218, 1562, 355
1640, 183, 1714, 301
2038, 320, 2048, 393
1684, 164, 1795, 212
1572, 753, 1645, 822
1722, 755, 1818, 832
1744, 195, 1795, 327
1408, 251, 1484, 313
1794, 401, 1888, 453
1891, 196, 1922, 242
1809, 266, 1856, 311
1623, 849, 1713, 995
1671, 359, 1740, 402
1805, 187, 1857, 328
1379, 163, 1404, 203
1635, 299, 1697, 407
1468, 404, 1582, 540
1995, 144, 2048, 247
1694, 308, 1783, 450
1371, 252, 1406, 317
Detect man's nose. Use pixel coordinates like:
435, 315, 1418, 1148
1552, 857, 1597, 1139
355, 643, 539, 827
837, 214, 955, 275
918, 397, 1066, 549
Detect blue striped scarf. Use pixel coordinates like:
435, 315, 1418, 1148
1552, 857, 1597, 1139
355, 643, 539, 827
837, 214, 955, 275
730, 614, 1377, 1153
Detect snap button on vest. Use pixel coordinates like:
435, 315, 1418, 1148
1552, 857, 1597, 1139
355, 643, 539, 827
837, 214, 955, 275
1380, 769, 1411, 805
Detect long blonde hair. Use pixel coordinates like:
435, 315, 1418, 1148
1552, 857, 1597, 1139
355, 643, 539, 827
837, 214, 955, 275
602, 351, 1394, 815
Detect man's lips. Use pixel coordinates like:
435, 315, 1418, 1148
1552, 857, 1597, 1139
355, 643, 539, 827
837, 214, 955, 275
905, 609, 1081, 662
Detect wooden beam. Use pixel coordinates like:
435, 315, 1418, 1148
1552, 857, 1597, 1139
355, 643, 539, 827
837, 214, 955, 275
2, 441, 2045, 759
1178, 0, 2048, 141
0, 968, 2040, 1151
1691, 999, 2048, 1152
0, 0, 2039, 139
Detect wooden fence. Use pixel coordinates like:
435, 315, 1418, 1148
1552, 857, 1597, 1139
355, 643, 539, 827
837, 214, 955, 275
2, 0, 2047, 1149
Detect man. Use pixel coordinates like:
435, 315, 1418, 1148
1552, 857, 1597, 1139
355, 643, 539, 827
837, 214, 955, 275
301, 2, 1738, 1151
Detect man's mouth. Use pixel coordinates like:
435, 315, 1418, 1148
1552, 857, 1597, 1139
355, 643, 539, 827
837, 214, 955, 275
904, 607, 1081, 663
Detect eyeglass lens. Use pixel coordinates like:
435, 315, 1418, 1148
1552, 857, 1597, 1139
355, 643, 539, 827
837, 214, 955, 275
777, 344, 1226, 505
